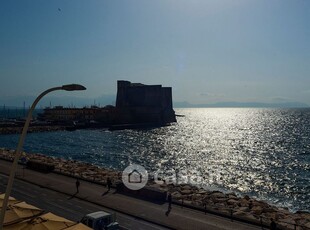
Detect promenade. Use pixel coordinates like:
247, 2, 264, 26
0, 159, 261, 230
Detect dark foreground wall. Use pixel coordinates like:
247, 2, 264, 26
116, 183, 167, 204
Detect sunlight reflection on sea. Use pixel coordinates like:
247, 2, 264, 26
0, 108, 309, 211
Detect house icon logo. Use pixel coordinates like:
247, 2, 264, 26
128, 169, 142, 183
122, 164, 148, 190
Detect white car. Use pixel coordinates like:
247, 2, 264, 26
81, 211, 119, 230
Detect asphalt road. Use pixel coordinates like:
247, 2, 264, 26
0, 174, 170, 230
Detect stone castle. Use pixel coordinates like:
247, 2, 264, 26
39, 80, 176, 127
115, 80, 176, 124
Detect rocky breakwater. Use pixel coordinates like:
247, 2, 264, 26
0, 148, 309, 230
0, 148, 121, 185
148, 182, 310, 230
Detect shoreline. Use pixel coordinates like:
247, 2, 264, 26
0, 126, 66, 135
0, 148, 309, 229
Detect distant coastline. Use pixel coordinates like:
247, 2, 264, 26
1, 102, 309, 112
1, 94, 309, 110
173, 101, 309, 108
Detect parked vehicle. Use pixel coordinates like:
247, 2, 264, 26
80, 211, 119, 230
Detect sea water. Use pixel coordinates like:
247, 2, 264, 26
0, 108, 309, 212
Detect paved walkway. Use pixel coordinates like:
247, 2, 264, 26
0, 159, 261, 230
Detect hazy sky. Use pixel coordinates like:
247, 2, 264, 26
0, 0, 309, 106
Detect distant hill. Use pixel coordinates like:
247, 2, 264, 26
173, 101, 309, 108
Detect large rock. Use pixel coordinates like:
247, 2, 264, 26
180, 189, 192, 195
244, 195, 250, 200
192, 194, 202, 200
277, 222, 296, 230
214, 198, 227, 203
278, 217, 296, 226
300, 212, 310, 220
237, 206, 250, 213
296, 218, 308, 227
197, 190, 208, 194
228, 194, 237, 199
253, 200, 268, 208
149, 183, 163, 190
304, 221, 310, 229
262, 211, 277, 220
233, 211, 246, 217
263, 207, 277, 213
183, 200, 192, 205
210, 192, 226, 199
181, 185, 192, 190
171, 191, 182, 199
251, 206, 263, 215
227, 199, 239, 206
239, 198, 249, 207
243, 213, 258, 221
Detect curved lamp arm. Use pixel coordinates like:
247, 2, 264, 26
0, 84, 86, 228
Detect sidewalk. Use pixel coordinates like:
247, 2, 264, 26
0, 159, 260, 230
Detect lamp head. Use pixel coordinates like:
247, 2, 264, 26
62, 84, 86, 91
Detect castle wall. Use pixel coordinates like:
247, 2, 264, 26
115, 80, 176, 124
39, 80, 176, 126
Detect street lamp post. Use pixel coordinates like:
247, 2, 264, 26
0, 84, 86, 228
